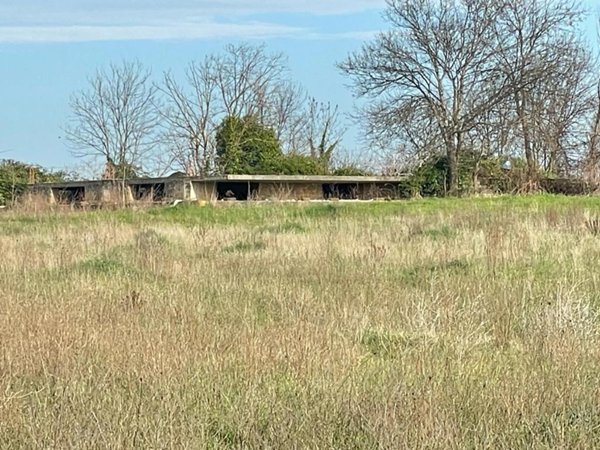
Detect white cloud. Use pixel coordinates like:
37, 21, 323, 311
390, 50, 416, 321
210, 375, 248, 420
0, 1, 384, 21
301, 30, 381, 41
0, 22, 305, 44
0, 1, 386, 43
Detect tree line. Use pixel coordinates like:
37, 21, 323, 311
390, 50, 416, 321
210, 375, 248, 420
12, 0, 600, 198
64, 44, 354, 182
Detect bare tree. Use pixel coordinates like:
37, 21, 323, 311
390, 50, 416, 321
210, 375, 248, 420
341, 0, 594, 192
158, 59, 219, 176
215, 43, 287, 122
340, 0, 512, 193
265, 81, 307, 153
492, 0, 588, 184
584, 19, 600, 182
585, 80, 600, 181
305, 98, 345, 169
65, 61, 159, 180
159, 44, 312, 175
465, 41, 593, 184
361, 96, 445, 172
534, 47, 594, 175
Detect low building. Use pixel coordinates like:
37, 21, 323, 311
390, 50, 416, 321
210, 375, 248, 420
27, 174, 409, 206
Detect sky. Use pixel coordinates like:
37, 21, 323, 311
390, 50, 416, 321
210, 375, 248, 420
0, 0, 598, 173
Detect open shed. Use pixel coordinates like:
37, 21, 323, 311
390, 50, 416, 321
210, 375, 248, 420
28, 174, 409, 206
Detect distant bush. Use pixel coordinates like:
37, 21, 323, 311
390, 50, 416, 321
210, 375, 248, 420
278, 153, 325, 175
398, 153, 526, 197
395, 156, 448, 198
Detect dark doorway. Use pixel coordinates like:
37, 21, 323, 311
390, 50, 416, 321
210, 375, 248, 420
53, 186, 85, 204
132, 183, 165, 202
322, 183, 358, 200
376, 183, 400, 199
216, 182, 259, 200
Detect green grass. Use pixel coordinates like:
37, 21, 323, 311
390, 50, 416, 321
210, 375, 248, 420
223, 238, 267, 254
78, 254, 127, 274
9, 194, 600, 229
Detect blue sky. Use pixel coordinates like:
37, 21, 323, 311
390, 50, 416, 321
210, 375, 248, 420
0, 0, 597, 172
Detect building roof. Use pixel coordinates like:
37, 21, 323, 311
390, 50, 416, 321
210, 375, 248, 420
30, 174, 409, 189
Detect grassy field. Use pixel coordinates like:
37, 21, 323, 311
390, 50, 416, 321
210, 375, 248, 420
2, 195, 600, 448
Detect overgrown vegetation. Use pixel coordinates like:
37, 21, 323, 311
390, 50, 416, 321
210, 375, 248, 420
3, 197, 600, 447
215, 115, 329, 176
67, 44, 349, 179
0, 159, 67, 206
341, 0, 600, 192
398, 153, 528, 197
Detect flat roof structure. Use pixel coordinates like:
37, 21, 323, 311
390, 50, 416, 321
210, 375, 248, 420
33, 174, 408, 189
27, 173, 410, 206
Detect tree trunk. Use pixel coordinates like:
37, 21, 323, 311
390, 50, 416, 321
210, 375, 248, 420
447, 145, 459, 195
585, 82, 600, 182
515, 93, 537, 190
523, 129, 537, 180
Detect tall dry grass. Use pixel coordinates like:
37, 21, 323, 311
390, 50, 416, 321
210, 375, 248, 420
1, 197, 600, 448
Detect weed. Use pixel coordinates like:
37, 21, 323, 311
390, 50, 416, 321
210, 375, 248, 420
79, 254, 125, 274
134, 228, 169, 250
361, 329, 404, 358
410, 224, 457, 240
585, 216, 600, 236
393, 258, 472, 286
223, 238, 267, 253
122, 290, 144, 310
259, 221, 306, 234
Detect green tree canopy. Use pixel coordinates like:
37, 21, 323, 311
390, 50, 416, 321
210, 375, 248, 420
0, 160, 68, 206
278, 153, 327, 175
215, 115, 348, 176
216, 115, 284, 175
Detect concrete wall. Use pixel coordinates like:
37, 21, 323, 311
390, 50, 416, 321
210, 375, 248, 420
27, 177, 406, 207
296, 183, 327, 200
255, 182, 323, 201
84, 184, 104, 203
256, 182, 290, 200
164, 180, 187, 201
191, 181, 217, 202
357, 183, 401, 199
98, 184, 133, 204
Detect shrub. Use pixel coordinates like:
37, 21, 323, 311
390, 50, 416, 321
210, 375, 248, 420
399, 152, 523, 197
278, 154, 325, 175
0, 159, 68, 206
331, 165, 372, 176
216, 115, 283, 175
